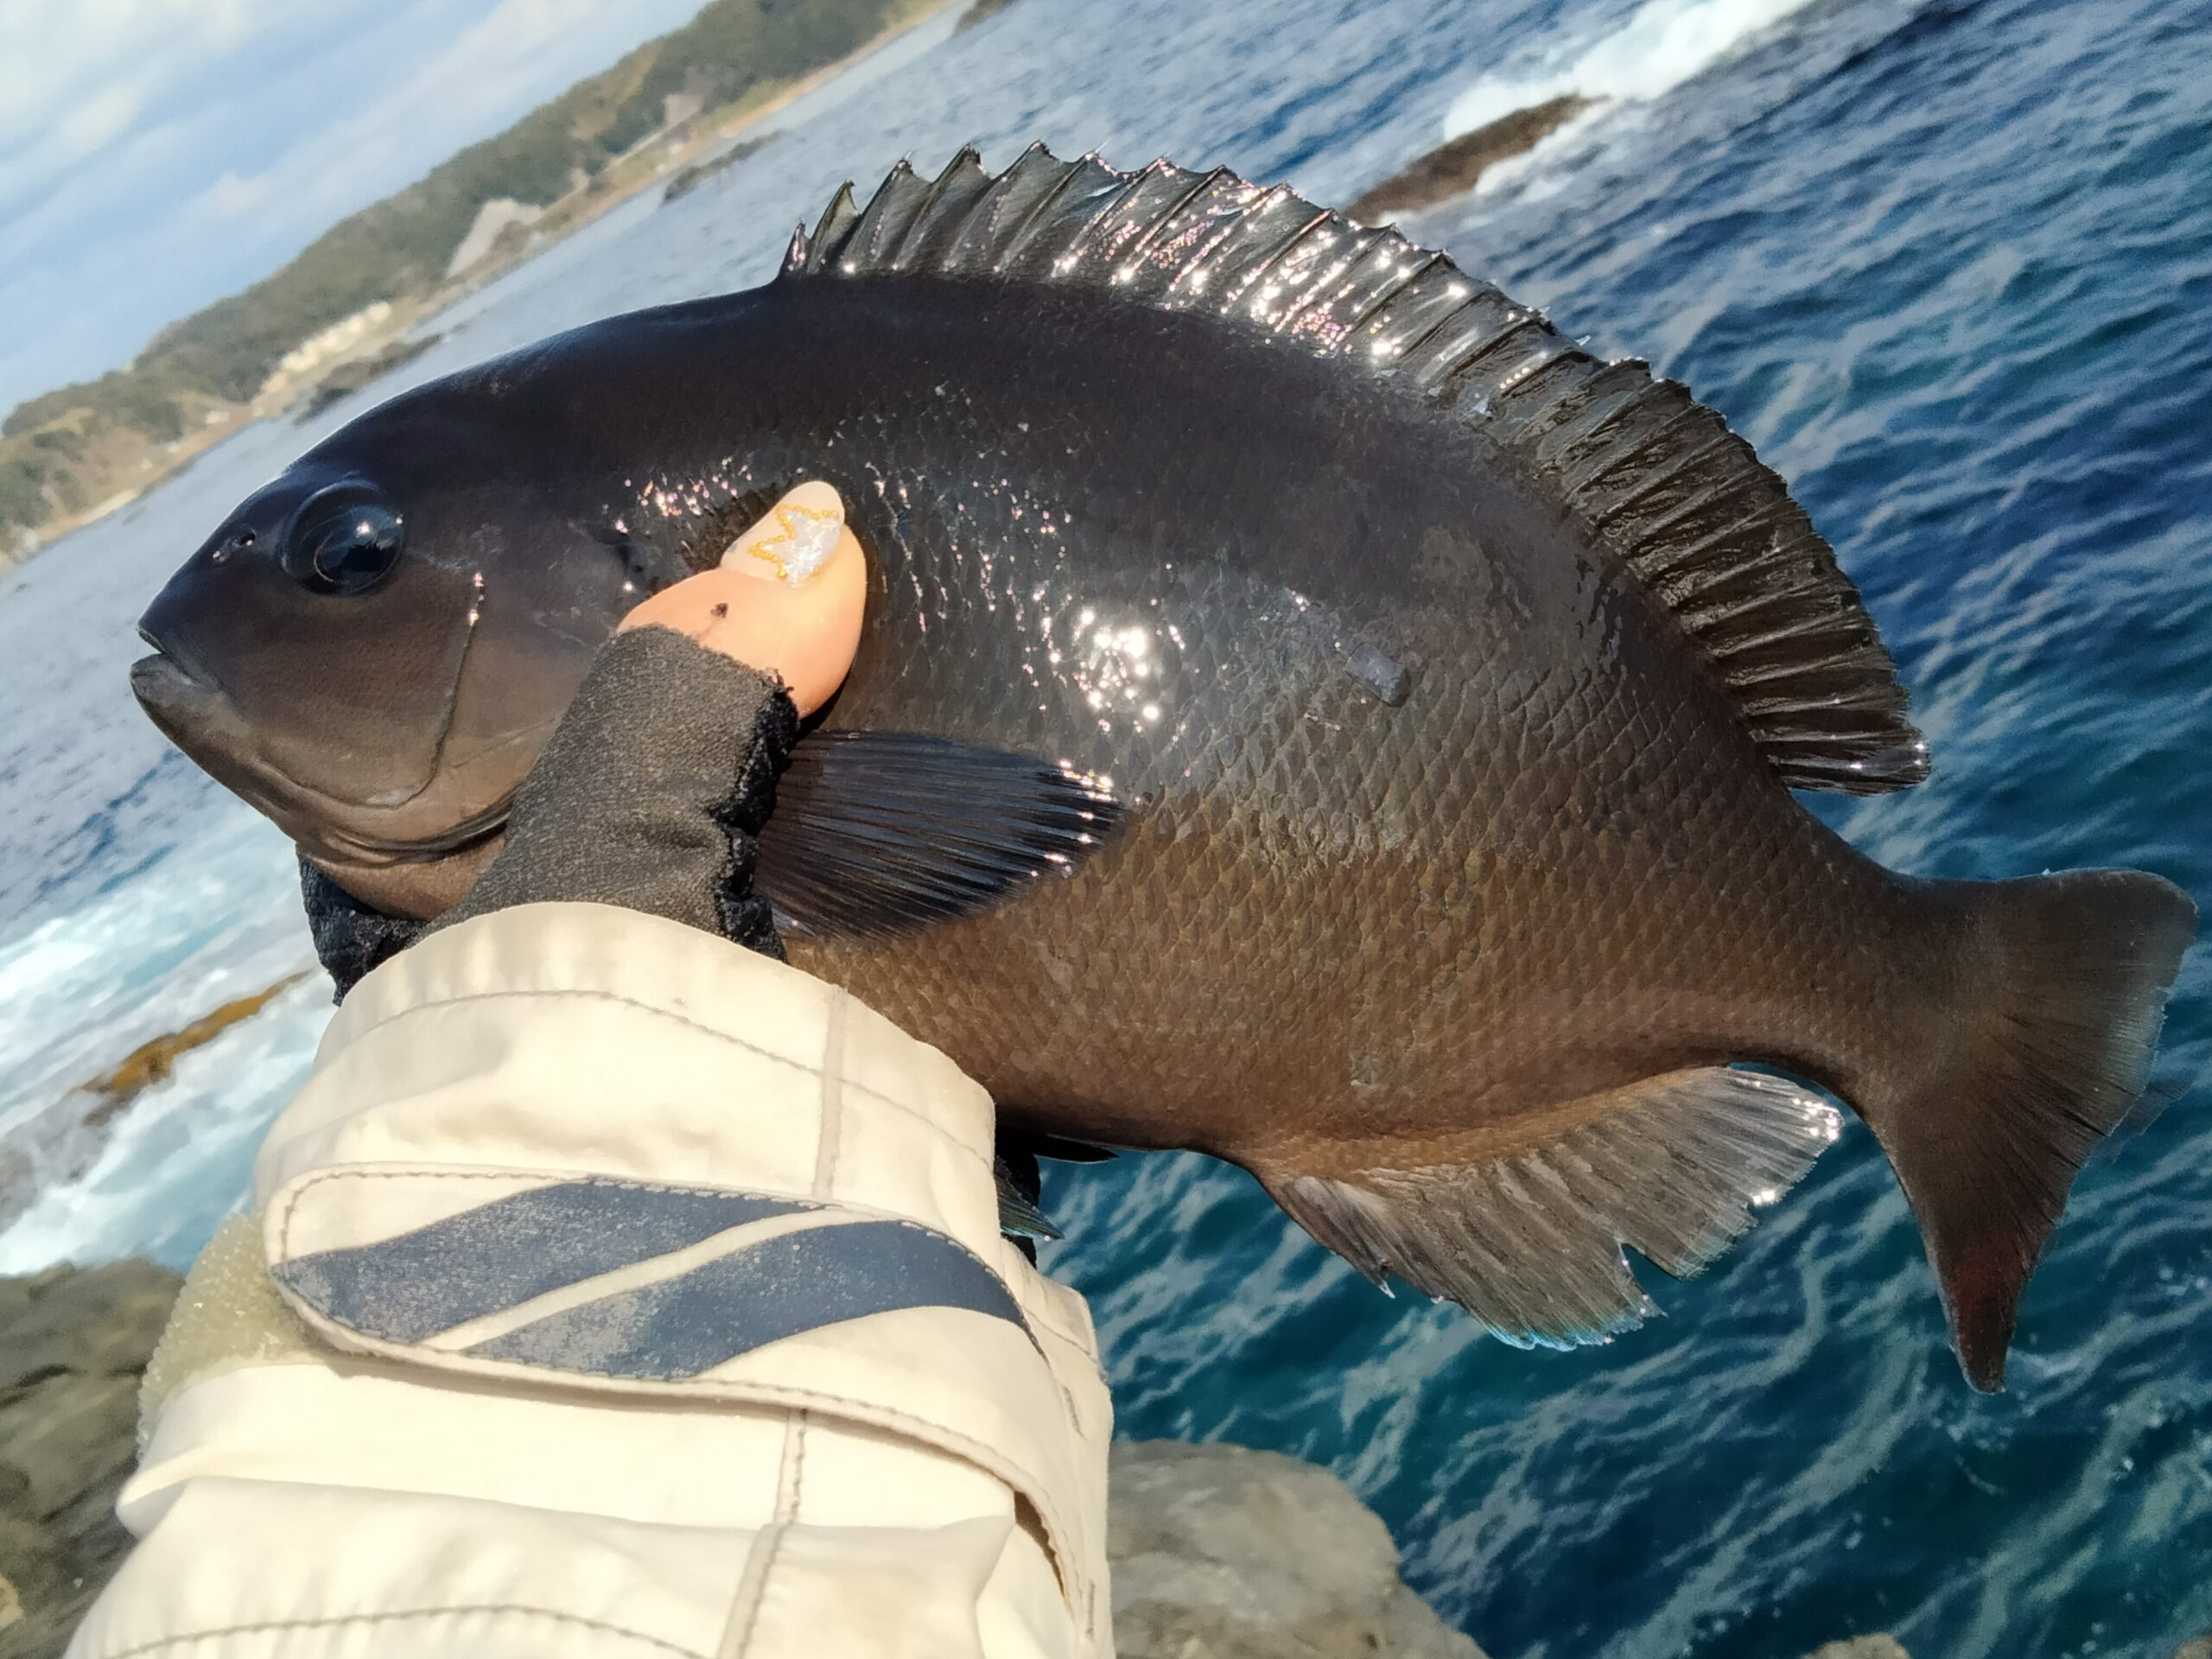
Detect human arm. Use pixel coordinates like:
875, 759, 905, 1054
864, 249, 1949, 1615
73, 486, 1114, 1659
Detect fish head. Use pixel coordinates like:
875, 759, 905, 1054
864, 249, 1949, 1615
130, 386, 643, 915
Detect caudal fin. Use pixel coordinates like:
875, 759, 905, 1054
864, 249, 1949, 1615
1860, 870, 2195, 1391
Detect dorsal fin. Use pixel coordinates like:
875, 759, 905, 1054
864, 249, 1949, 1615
781, 146, 1928, 792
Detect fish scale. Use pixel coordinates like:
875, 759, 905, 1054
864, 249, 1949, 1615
130, 145, 2192, 1392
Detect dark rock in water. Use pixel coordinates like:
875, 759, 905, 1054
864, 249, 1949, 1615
1347, 94, 1601, 221
0, 1261, 181, 1659
660, 137, 768, 206
1109, 1440, 1487, 1657
75, 974, 309, 1109
956, 0, 1024, 32
295, 337, 442, 423
0, 974, 308, 1236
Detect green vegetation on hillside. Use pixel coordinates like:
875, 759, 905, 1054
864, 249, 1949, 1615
0, 0, 912, 546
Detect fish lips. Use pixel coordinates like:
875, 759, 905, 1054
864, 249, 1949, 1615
131, 642, 252, 783
131, 642, 315, 846
130, 640, 507, 869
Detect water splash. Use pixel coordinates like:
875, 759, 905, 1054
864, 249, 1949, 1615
1442, 0, 1823, 140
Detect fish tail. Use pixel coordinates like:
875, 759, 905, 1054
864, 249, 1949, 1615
1853, 869, 2195, 1392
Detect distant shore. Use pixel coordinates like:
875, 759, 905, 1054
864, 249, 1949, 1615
0, 0, 1611, 580
0, 0, 971, 576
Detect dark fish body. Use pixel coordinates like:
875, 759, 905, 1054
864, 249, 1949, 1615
133, 148, 2195, 1389
582, 280, 1913, 1138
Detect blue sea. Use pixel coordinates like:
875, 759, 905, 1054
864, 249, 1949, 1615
3, 0, 2209, 1653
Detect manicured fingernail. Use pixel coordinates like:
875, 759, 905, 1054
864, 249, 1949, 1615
721, 480, 843, 585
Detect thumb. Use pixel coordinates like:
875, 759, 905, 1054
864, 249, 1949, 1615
619, 481, 868, 716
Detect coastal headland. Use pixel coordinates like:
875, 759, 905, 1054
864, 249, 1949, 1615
0, 0, 1622, 575
0, 0, 960, 569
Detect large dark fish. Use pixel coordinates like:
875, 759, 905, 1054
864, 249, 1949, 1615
132, 146, 2194, 1390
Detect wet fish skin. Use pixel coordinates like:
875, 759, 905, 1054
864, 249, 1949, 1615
658, 281, 1874, 1121
131, 149, 2195, 1390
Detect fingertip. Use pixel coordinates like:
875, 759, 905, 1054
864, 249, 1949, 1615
613, 485, 867, 715
721, 480, 847, 584
781, 480, 844, 521
774, 528, 868, 715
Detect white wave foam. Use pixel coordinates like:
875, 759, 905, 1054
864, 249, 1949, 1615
1443, 0, 1822, 140
0, 802, 321, 1272
0, 975, 327, 1274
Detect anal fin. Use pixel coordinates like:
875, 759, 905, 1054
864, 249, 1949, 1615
1268, 1068, 1842, 1350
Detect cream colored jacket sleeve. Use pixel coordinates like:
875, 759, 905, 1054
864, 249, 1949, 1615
68, 902, 1115, 1659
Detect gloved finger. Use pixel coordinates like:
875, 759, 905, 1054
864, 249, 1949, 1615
619, 481, 867, 717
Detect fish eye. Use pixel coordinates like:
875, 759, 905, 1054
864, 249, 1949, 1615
284, 485, 406, 596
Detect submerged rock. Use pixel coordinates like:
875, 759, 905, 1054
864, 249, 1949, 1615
1347, 94, 1600, 221
0, 974, 309, 1236
660, 137, 768, 205
956, 0, 1025, 32
75, 974, 310, 1105
294, 340, 440, 423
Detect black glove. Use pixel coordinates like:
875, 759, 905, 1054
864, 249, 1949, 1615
303, 625, 798, 998
302, 861, 427, 999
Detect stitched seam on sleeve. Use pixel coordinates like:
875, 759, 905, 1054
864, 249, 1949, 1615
812, 995, 847, 1199
242, 1311, 1086, 1624
92, 1603, 709, 1659
327, 986, 992, 1173
718, 1412, 807, 1658
747, 1412, 810, 1655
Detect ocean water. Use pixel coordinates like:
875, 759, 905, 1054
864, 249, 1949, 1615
3, 0, 2209, 1652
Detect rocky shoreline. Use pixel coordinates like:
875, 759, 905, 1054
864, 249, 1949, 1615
0, 1262, 2133, 1659
0, 1262, 178, 1658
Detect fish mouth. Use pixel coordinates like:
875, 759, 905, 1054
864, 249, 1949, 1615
130, 641, 226, 732
133, 622, 218, 687
130, 638, 512, 868
130, 645, 290, 834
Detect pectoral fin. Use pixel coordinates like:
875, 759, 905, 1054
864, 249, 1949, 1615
1266, 1068, 1842, 1350
757, 730, 1122, 941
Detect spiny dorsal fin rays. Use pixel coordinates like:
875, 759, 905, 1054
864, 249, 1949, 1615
780, 145, 1928, 793
798, 181, 860, 271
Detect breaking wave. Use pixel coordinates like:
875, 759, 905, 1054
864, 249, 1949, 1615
0, 804, 319, 1273
1441, 0, 1823, 140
